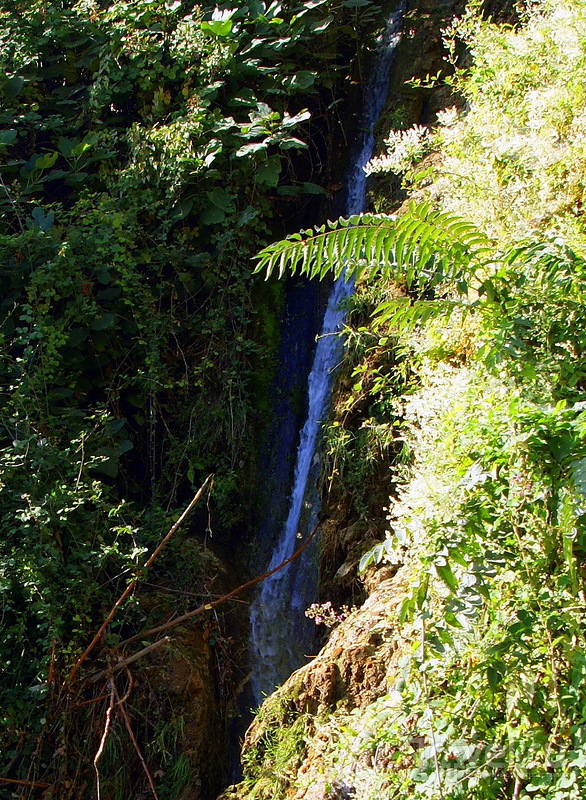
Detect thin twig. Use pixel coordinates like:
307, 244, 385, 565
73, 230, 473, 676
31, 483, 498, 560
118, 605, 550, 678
74, 694, 110, 709
67, 475, 214, 684
119, 520, 320, 647
89, 521, 321, 682
421, 618, 443, 799
94, 680, 116, 800
90, 639, 170, 683
0, 777, 52, 789
140, 580, 250, 604
114, 683, 160, 800
117, 667, 135, 706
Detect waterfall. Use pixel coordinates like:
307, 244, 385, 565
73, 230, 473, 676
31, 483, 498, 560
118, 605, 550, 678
249, 2, 406, 706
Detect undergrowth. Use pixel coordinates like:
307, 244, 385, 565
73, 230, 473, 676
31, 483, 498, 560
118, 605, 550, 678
236, 2, 586, 799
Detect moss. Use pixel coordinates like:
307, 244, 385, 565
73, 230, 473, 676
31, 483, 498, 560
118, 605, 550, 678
239, 711, 310, 800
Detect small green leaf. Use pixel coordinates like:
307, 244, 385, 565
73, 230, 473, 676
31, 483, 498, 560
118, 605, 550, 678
359, 549, 375, 572
435, 560, 458, 592
487, 664, 503, 689
0, 129, 17, 146
4, 76, 24, 99
90, 313, 115, 331
416, 573, 430, 609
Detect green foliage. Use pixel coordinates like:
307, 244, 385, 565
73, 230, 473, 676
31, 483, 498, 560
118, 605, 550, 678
253, 201, 490, 285
244, 4, 586, 797
0, 0, 386, 789
241, 701, 309, 800
427, 0, 586, 247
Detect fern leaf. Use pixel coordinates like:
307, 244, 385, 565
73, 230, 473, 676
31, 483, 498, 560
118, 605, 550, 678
253, 203, 490, 294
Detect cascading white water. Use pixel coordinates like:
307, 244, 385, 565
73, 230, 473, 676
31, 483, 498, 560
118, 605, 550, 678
249, 2, 406, 706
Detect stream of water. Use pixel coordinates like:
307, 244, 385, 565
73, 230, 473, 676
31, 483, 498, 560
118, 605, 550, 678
249, 2, 406, 706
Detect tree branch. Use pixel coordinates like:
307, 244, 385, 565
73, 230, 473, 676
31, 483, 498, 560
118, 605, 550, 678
0, 777, 52, 789
89, 521, 321, 682
67, 475, 214, 685
114, 682, 160, 800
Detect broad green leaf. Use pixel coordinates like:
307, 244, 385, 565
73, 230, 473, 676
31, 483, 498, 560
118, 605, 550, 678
208, 187, 234, 212
435, 559, 458, 592
200, 205, 225, 224
0, 129, 17, 146
35, 152, 59, 170
302, 182, 326, 195
254, 157, 281, 187
4, 75, 24, 99
235, 140, 270, 158
90, 313, 115, 331
487, 664, 503, 689
31, 207, 54, 231
200, 18, 233, 37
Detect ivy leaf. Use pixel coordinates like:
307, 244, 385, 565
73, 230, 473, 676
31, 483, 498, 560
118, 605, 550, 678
31, 207, 54, 231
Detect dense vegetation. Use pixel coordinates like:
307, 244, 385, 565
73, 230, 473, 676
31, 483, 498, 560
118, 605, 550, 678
240, 1, 586, 798
0, 0, 387, 795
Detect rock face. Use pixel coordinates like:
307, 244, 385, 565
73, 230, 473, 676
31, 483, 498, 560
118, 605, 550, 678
218, 566, 413, 800
140, 625, 227, 800
164, 630, 224, 799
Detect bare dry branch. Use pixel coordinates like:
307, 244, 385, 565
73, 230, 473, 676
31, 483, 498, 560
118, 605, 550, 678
66, 475, 214, 684
114, 682, 160, 800
0, 777, 52, 789
89, 521, 321, 682
94, 681, 116, 800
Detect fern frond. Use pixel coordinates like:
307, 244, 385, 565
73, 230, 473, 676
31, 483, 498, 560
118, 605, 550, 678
373, 297, 469, 334
253, 202, 492, 290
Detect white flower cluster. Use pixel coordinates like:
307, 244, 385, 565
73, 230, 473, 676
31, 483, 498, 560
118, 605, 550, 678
364, 124, 431, 176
